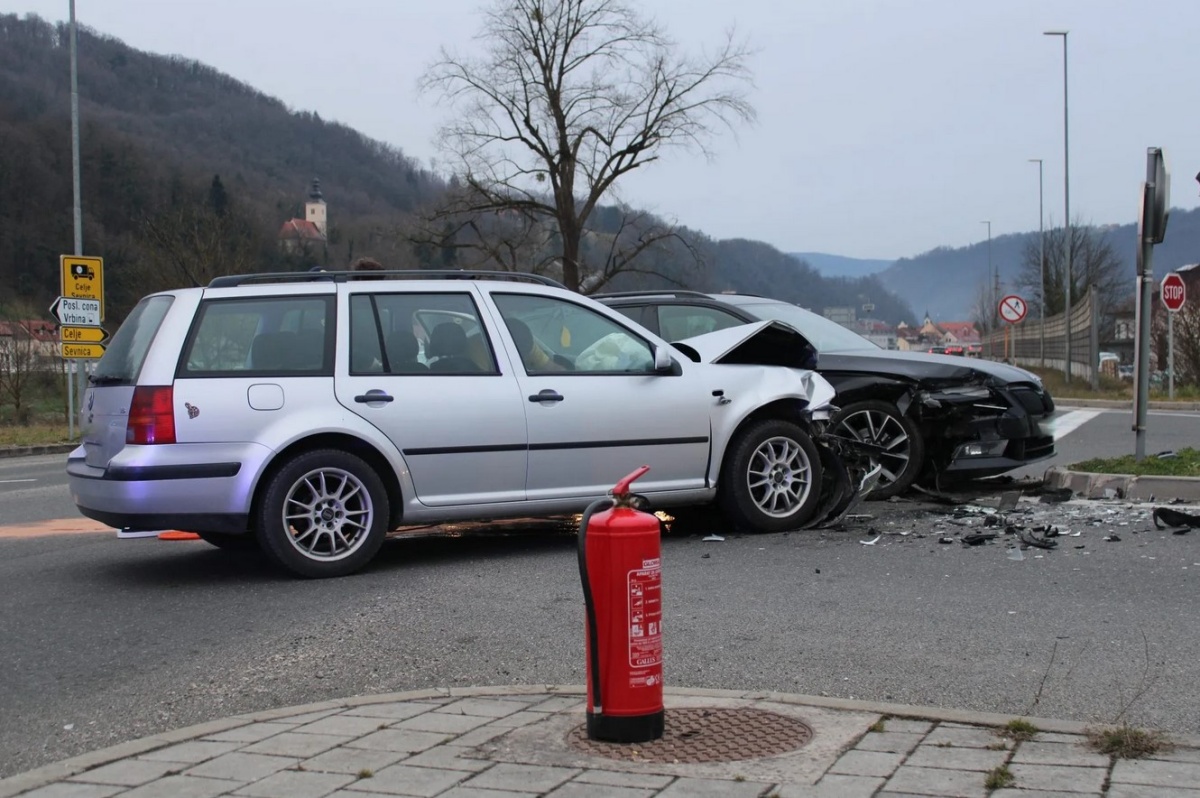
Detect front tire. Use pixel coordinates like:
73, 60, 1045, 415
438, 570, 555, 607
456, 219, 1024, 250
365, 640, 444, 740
719, 419, 823, 532
256, 449, 389, 578
832, 400, 924, 499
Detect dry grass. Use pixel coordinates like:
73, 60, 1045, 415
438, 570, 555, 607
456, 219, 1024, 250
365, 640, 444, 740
0, 423, 72, 447
1086, 725, 1171, 759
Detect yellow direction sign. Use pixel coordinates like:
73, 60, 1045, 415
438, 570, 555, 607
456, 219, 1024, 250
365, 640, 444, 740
61, 342, 106, 360
59, 326, 108, 344
60, 255, 104, 318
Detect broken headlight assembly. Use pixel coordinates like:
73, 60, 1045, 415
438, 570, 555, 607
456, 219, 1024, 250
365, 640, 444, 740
920, 383, 1002, 410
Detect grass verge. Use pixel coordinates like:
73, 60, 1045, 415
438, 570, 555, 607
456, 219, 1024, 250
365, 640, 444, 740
0, 423, 72, 448
1069, 447, 1200, 477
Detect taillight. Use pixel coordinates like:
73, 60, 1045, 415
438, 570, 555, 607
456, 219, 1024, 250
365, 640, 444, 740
126, 386, 176, 445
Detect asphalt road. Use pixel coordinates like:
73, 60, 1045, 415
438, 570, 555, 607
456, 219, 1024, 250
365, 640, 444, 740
1, 407, 1198, 779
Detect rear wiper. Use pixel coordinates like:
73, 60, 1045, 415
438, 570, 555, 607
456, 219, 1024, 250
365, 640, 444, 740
87, 375, 128, 386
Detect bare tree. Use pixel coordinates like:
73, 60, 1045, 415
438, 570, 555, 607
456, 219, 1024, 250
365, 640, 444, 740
0, 319, 42, 423
1152, 295, 1200, 386
1015, 221, 1125, 320
419, 0, 755, 292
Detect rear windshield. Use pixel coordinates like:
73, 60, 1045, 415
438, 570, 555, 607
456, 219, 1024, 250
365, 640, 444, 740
89, 295, 174, 385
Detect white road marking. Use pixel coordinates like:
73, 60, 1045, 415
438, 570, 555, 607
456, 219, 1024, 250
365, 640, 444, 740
0, 479, 37, 484
1043, 409, 1101, 440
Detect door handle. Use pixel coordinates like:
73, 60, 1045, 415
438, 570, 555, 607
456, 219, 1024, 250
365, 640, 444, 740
528, 390, 564, 403
354, 391, 394, 404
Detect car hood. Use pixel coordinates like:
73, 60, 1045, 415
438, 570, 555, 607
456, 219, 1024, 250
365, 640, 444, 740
676, 320, 818, 370
825, 349, 1042, 386
676, 321, 834, 410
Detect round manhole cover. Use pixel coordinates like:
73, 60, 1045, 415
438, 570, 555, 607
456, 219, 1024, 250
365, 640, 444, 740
566, 707, 813, 763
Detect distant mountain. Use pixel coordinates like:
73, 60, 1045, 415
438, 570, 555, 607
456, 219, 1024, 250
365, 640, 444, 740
0, 13, 918, 325
875, 208, 1200, 323
788, 252, 894, 280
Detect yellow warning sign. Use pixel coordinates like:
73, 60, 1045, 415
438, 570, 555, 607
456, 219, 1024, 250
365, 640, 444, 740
60, 256, 104, 316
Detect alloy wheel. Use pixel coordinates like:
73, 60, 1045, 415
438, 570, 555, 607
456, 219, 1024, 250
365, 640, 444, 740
836, 409, 911, 487
745, 435, 815, 517
282, 467, 374, 562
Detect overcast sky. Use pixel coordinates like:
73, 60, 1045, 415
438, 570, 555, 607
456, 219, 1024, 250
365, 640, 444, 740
10, 0, 1200, 260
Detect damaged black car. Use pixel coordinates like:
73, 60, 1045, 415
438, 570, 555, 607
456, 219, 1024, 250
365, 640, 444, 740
598, 291, 1056, 499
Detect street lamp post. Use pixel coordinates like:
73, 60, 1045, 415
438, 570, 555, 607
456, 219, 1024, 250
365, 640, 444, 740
981, 220, 992, 357
1045, 30, 1072, 382
1029, 158, 1045, 366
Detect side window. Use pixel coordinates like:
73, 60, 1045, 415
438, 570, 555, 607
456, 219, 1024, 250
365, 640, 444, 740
181, 296, 333, 376
351, 292, 496, 376
493, 293, 655, 374
608, 304, 657, 333
657, 305, 744, 341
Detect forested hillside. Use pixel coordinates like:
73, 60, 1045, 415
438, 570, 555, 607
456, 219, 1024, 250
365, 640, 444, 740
0, 14, 915, 325
878, 208, 1200, 322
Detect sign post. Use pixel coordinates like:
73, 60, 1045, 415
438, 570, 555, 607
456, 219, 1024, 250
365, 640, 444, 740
1134, 148, 1170, 460
1162, 272, 1186, 400
57, 255, 106, 439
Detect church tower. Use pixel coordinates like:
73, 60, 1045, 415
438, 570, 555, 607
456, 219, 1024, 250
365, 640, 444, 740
304, 178, 327, 236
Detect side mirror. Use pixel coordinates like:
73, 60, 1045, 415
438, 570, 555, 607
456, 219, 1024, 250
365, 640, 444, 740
653, 345, 674, 372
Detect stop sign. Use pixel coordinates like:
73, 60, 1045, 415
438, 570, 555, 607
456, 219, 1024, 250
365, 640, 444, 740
1162, 272, 1187, 312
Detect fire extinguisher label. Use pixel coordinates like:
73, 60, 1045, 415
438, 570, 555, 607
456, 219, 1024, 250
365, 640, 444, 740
627, 562, 662, 670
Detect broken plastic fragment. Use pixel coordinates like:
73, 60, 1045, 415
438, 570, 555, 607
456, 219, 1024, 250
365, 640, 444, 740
1019, 530, 1058, 550
962, 533, 998, 546
1039, 487, 1074, 503
1103, 534, 1121, 542
1152, 507, 1200, 532
702, 534, 725, 542
860, 535, 881, 546
1007, 547, 1025, 561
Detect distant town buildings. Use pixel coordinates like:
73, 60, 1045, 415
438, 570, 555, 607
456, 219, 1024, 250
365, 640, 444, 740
824, 308, 981, 355
0, 319, 60, 370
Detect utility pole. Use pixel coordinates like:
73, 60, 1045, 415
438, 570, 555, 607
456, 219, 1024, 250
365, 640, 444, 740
68, 0, 83, 439
1045, 30, 1072, 382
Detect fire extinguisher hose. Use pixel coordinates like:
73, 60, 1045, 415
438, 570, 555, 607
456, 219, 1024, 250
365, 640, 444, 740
577, 496, 614, 715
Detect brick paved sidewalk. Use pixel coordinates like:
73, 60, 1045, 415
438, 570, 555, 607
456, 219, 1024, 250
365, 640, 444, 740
3, 686, 1199, 797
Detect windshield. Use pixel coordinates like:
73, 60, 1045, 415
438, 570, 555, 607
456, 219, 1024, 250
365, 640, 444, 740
735, 301, 881, 352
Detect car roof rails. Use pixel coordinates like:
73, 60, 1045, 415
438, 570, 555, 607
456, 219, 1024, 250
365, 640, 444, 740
594, 289, 714, 299
207, 269, 567, 289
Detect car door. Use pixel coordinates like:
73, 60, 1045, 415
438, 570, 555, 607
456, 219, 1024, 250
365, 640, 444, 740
336, 286, 529, 507
487, 291, 713, 501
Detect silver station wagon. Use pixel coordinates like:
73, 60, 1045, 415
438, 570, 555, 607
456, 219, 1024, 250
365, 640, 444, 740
69, 271, 868, 578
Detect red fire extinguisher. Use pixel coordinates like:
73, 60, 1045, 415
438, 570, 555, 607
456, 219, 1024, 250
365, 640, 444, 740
577, 465, 664, 743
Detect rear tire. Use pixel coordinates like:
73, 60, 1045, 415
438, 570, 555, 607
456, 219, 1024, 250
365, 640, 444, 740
256, 449, 388, 578
718, 419, 823, 532
831, 400, 924, 500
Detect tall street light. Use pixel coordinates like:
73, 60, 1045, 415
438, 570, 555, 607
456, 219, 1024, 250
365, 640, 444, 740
1045, 30, 1071, 382
981, 220, 992, 356
1029, 158, 1045, 366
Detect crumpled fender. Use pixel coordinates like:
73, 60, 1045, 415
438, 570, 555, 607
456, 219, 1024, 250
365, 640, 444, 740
804, 432, 884, 528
